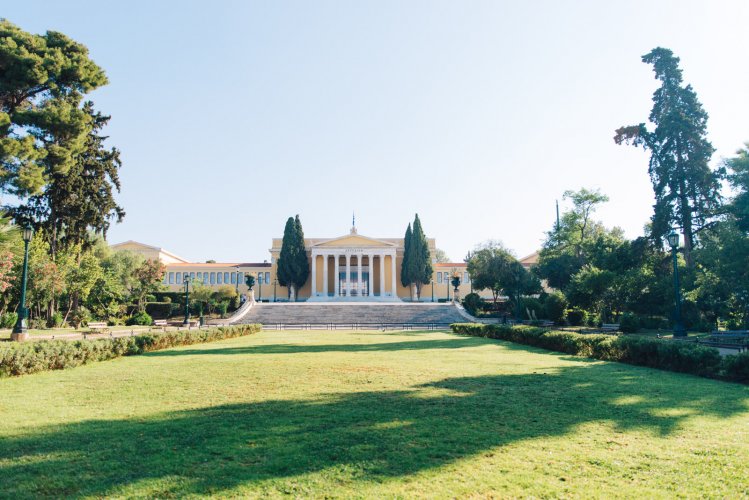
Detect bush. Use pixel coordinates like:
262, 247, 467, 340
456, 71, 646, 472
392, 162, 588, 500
0, 324, 262, 377
30, 318, 46, 330
70, 307, 91, 328
127, 311, 153, 326
619, 313, 640, 333
449, 323, 745, 383
522, 297, 543, 320
462, 293, 482, 316
639, 316, 668, 330
566, 308, 586, 326
543, 292, 568, 325
217, 301, 229, 318
47, 311, 64, 328
0, 312, 18, 329
145, 302, 172, 319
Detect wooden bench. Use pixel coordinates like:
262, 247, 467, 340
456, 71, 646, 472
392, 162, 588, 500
87, 321, 110, 334
152, 319, 168, 331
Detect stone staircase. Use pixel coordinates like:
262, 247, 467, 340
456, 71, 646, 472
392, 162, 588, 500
236, 303, 469, 326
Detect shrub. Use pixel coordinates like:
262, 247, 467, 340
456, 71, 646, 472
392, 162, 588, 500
462, 293, 482, 316
47, 311, 64, 328
145, 302, 172, 319
619, 313, 640, 333
30, 318, 46, 330
0, 324, 262, 377
449, 323, 741, 383
566, 308, 586, 326
0, 312, 18, 329
543, 292, 568, 325
127, 311, 153, 326
217, 301, 229, 318
70, 307, 91, 328
522, 298, 543, 320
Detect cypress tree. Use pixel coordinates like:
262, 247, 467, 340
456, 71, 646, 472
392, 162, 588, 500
400, 223, 412, 287
293, 214, 309, 298
277, 216, 309, 301
411, 214, 433, 298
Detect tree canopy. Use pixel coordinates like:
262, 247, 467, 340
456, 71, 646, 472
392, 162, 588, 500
400, 214, 432, 298
276, 215, 309, 301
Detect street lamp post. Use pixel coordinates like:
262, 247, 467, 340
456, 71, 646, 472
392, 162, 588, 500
431, 280, 434, 302
183, 274, 191, 327
667, 230, 687, 337
12, 224, 33, 341
273, 279, 277, 302
258, 273, 263, 302
234, 266, 240, 295
446, 274, 450, 302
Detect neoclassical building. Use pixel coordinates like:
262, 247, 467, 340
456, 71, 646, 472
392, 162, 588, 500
113, 226, 537, 302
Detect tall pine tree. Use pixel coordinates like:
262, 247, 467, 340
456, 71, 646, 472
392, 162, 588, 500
410, 214, 433, 298
400, 223, 412, 288
615, 47, 721, 266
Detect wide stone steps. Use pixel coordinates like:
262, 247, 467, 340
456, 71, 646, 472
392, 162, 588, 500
238, 303, 467, 325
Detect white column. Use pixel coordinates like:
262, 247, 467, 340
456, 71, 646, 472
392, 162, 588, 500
334, 254, 340, 297
311, 253, 317, 297
390, 251, 397, 297
356, 253, 362, 297
368, 254, 374, 297
345, 254, 351, 297
379, 253, 385, 297
322, 254, 328, 298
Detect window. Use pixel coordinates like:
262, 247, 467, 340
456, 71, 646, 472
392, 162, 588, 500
197, 272, 202, 281
168, 272, 174, 284
464, 272, 469, 283
265, 272, 270, 284
224, 272, 229, 283
257, 272, 263, 284
210, 272, 216, 284
238, 272, 244, 285
217, 272, 223, 284
230, 273, 236, 284
176, 273, 182, 284
444, 272, 450, 282
437, 273, 442, 284
190, 272, 195, 280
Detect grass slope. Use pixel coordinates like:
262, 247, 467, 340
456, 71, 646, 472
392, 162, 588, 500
1, 330, 748, 498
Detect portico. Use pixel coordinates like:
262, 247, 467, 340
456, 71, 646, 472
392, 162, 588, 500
308, 233, 400, 301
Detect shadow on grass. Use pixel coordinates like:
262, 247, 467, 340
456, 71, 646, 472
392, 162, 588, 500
144, 336, 483, 357
1, 365, 748, 497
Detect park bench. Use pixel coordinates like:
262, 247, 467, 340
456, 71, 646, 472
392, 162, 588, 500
600, 323, 620, 333
87, 322, 110, 334
152, 319, 168, 331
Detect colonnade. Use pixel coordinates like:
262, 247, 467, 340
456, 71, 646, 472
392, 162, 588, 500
310, 251, 397, 298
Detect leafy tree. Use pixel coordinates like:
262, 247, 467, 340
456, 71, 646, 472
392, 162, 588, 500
8, 102, 124, 257
61, 248, 102, 322
0, 20, 107, 197
276, 215, 308, 301
725, 144, 749, 233
615, 47, 722, 266
433, 248, 450, 263
131, 259, 165, 312
467, 242, 539, 308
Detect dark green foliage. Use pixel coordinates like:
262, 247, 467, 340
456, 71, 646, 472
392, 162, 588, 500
566, 308, 586, 326
400, 223, 412, 288
462, 292, 482, 316
276, 215, 309, 301
0, 324, 262, 377
401, 215, 433, 297
522, 297, 543, 319
615, 47, 721, 266
145, 302, 172, 319
0, 312, 18, 329
217, 301, 229, 318
127, 311, 153, 326
467, 242, 540, 307
543, 292, 568, 324
619, 312, 640, 333
69, 306, 91, 328
725, 144, 749, 232
47, 311, 64, 328
450, 323, 747, 383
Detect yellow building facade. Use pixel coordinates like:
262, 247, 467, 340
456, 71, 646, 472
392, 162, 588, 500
113, 227, 537, 302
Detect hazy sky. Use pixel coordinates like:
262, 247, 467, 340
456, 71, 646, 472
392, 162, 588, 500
6, 1, 749, 263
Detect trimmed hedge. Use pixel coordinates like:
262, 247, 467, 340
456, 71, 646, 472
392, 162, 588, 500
0, 324, 262, 377
450, 323, 749, 384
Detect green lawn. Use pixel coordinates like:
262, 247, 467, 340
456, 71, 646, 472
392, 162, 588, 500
1, 330, 748, 498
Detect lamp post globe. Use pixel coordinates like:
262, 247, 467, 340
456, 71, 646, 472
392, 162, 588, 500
183, 274, 191, 327
12, 224, 33, 341
667, 230, 687, 337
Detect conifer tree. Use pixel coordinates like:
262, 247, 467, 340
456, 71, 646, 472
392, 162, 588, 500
615, 47, 721, 267
277, 215, 309, 301
410, 214, 433, 298
400, 223, 412, 288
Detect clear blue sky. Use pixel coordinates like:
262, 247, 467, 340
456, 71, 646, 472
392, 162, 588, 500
6, 1, 749, 263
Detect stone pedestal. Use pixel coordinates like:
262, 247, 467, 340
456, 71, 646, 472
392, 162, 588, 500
11, 332, 28, 342
453, 288, 460, 304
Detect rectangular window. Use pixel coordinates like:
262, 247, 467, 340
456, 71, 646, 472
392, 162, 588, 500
265, 272, 270, 284
224, 272, 229, 283
231, 273, 236, 284
444, 272, 450, 282
176, 273, 182, 284
210, 272, 216, 284
437, 273, 442, 284
217, 272, 223, 284
238, 272, 244, 285
190, 272, 195, 280
257, 272, 263, 284
464, 272, 469, 283
197, 272, 202, 281
168, 272, 174, 284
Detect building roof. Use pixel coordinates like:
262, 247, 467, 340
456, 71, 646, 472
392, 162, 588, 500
167, 262, 272, 268
434, 262, 468, 267
110, 240, 190, 263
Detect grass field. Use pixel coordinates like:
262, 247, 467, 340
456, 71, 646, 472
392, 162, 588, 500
1, 329, 748, 498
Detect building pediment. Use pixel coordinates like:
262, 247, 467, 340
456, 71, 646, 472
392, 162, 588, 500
313, 234, 396, 248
